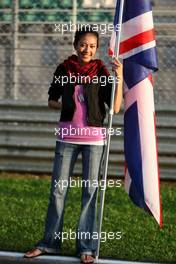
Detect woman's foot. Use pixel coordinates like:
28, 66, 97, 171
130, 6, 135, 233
24, 248, 44, 258
80, 254, 95, 263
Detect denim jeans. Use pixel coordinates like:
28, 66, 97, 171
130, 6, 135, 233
35, 141, 104, 256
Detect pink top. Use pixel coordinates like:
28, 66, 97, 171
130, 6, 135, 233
56, 85, 107, 144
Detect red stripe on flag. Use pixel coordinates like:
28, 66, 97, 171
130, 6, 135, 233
119, 29, 155, 54
148, 74, 154, 85
108, 48, 114, 56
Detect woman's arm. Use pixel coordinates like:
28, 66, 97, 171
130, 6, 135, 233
47, 64, 66, 110
111, 58, 123, 114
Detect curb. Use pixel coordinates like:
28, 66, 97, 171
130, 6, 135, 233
0, 251, 160, 264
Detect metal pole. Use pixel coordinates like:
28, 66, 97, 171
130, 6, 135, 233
95, 0, 125, 261
12, 0, 19, 99
72, 0, 77, 53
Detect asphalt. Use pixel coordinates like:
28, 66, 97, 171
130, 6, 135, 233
0, 251, 160, 264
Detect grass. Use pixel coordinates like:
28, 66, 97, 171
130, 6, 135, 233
0, 172, 176, 262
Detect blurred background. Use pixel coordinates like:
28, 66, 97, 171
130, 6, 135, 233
0, 0, 175, 179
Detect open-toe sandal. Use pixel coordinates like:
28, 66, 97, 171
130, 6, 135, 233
80, 254, 95, 264
24, 248, 45, 258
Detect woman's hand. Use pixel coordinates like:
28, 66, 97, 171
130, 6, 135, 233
110, 57, 123, 81
110, 57, 123, 114
48, 100, 62, 109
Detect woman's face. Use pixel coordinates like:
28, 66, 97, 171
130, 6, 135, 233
75, 33, 98, 65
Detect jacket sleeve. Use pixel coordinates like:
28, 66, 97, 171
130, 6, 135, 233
48, 64, 66, 101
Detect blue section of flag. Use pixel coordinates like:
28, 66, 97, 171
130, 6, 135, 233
123, 48, 158, 89
113, 0, 152, 28
113, 0, 120, 28
124, 102, 145, 206
122, 0, 152, 23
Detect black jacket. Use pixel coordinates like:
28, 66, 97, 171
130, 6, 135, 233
48, 63, 112, 127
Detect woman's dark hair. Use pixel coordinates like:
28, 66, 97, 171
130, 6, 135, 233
73, 25, 99, 48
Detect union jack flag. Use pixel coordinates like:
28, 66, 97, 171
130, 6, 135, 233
109, 0, 162, 226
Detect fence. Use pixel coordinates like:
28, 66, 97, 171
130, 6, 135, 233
0, 0, 176, 178
0, 0, 175, 103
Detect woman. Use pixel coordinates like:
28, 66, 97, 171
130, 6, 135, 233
24, 26, 123, 264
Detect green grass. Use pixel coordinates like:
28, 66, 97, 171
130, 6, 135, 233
0, 172, 176, 262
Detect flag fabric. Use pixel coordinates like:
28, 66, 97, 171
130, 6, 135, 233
109, 0, 162, 226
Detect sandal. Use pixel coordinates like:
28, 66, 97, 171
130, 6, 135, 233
80, 254, 95, 263
24, 248, 45, 258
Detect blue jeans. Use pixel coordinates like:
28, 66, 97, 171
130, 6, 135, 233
35, 141, 104, 256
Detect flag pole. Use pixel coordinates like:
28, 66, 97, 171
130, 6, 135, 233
95, 0, 124, 261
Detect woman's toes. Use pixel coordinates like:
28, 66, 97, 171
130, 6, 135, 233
24, 248, 43, 258
81, 254, 94, 263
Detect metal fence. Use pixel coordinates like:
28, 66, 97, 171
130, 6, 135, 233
0, 0, 176, 105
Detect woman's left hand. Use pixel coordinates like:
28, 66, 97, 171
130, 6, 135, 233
110, 57, 123, 80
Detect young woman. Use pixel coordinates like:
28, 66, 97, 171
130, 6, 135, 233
24, 26, 123, 264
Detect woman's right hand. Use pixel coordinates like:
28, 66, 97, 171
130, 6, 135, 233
48, 100, 62, 109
